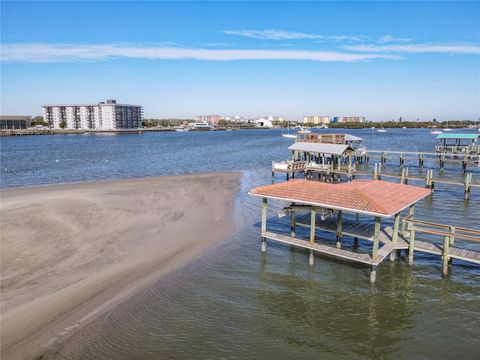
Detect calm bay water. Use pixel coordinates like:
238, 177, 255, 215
1, 129, 479, 359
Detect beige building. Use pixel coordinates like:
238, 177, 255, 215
194, 115, 222, 124
302, 116, 331, 125
334, 116, 365, 123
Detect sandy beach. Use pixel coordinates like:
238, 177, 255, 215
0, 172, 240, 360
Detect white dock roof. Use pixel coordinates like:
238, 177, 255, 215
288, 142, 352, 155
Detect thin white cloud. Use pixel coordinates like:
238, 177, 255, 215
0, 43, 401, 63
376, 35, 411, 43
323, 35, 364, 42
223, 30, 410, 43
343, 43, 480, 54
223, 29, 367, 42
222, 29, 325, 40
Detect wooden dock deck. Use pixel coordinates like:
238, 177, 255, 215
262, 231, 375, 265
413, 240, 480, 264
250, 179, 480, 283
262, 221, 480, 268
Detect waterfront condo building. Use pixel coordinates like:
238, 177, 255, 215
303, 116, 331, 125
42, 100, 143, 130
194, 115, 222, 124
333, 116, 366, 123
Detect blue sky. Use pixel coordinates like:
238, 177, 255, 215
1, 1, 479, 121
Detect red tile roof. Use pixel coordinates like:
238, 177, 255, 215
249, 179, 431, 217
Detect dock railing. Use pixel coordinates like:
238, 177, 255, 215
401, 215, 480, 274
435, 144, 480, 156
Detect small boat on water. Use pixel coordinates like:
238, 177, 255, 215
377, 128, 387, 133
298, 127, 311, 134
402, 126, 407, 129
282, 122, 297, 138
431, 130, 442, 135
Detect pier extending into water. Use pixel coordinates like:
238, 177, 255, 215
273, 158, 478, 199
272, 135, 480, 199
360, 149, 480, 173
272, 133, 480, 200
250, 179, 480, 283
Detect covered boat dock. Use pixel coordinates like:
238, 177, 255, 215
435, 133, 480, 155
272, 142, 356, 181
250, 179, 480, 282
250, 179, 432, 283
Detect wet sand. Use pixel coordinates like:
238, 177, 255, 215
0, 172, 240, 360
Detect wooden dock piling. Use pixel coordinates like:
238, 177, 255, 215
370, 265, 377, 284
310, 208, 316, 245
290, 207, 296, 237
407, 205, 415, 265
261, 198, 267, 253
336, 211, 343, 249
442, 233, 450, 275
400, 167, 409, 184
309, 208, 316, 266
372, 216, 381, 263
464, 173, 472, 199
373, 163, 382, 180
425, 169, 435, 190
390, 213, 401, 262
439, 153, 445, 170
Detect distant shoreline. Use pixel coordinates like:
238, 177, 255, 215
2, 123, 478, 137
0, 127, 270, 136
0, 172, 241, 360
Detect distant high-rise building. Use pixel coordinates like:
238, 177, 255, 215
333, 116, 365, 123
42, 100, 143, 130
194, 115, 222, 124
303, 116, 331, 125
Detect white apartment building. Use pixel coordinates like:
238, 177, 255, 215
303, 116, 331, 125
333, 116, 366, 123
42, 99, 143, 130
220, 115, 249, 123
194, 115, 222, 124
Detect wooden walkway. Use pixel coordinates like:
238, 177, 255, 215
263, 231, 375, 265
413, 240, 480, 264
262, 214, 480, 269
361, 149, 480, 174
